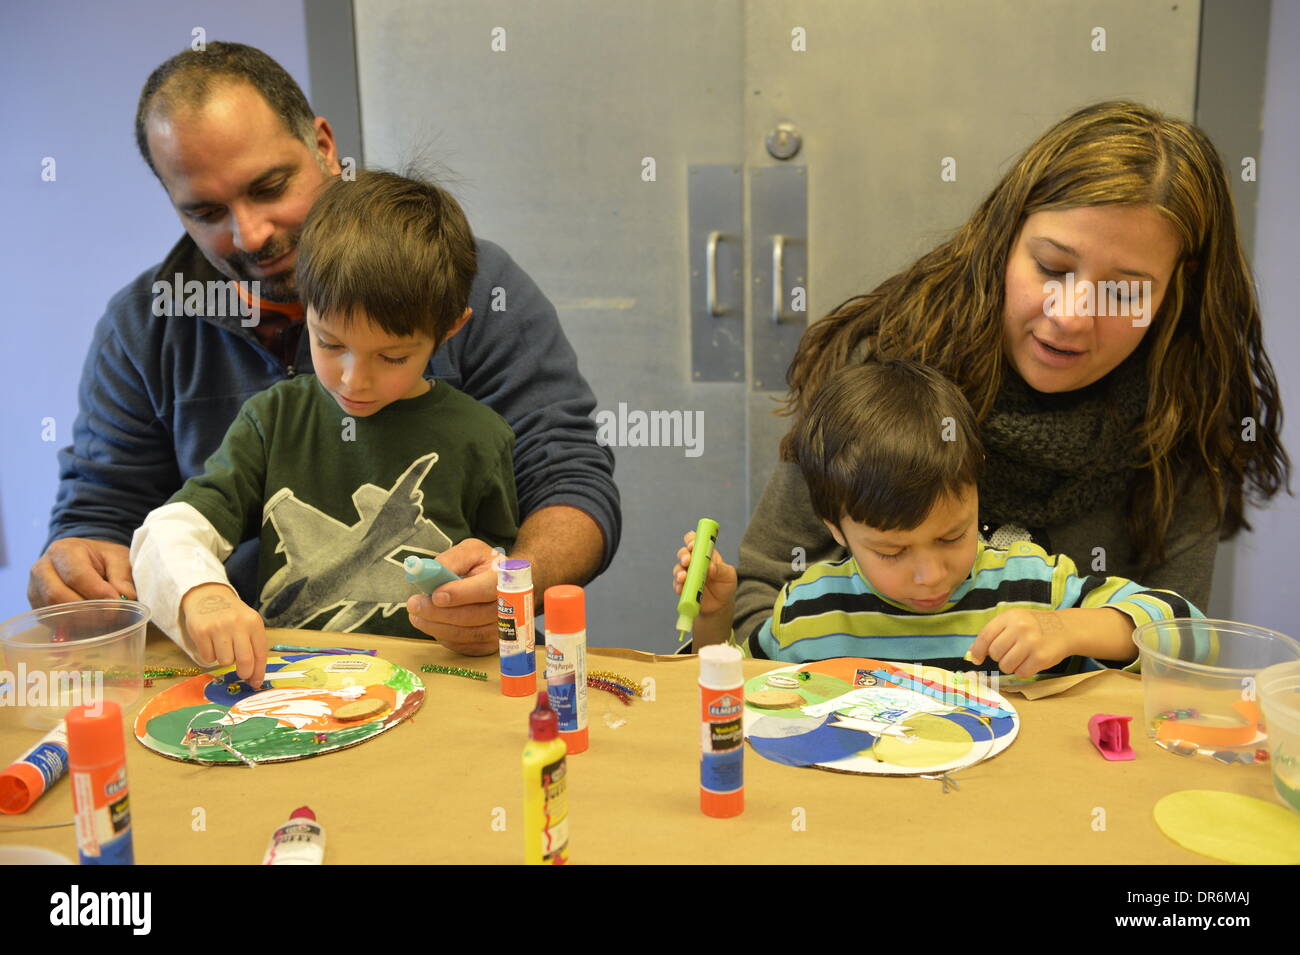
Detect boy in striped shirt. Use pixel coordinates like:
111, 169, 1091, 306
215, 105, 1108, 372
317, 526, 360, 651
673, 359, 1202, 676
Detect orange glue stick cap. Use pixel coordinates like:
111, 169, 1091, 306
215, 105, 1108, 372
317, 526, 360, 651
66, 701, 125, 766
544, 585, 586, 633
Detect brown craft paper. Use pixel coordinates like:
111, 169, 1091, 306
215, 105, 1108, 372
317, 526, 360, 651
0, 629, 1276, 864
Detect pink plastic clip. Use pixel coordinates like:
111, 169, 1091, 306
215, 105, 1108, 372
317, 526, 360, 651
1088, 713, 1135, 761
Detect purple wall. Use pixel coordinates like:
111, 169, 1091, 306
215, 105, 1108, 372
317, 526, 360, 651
0, 1, 311, 612
1231, 0, 1300, 637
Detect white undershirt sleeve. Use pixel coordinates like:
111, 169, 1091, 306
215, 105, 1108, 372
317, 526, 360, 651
129, 501, 238, 665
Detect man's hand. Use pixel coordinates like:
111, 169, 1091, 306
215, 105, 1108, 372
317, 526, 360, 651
406, 537, 502, 656
968, 608, 1073, 678
180, 583, 268, 686
28, 538, 137, 608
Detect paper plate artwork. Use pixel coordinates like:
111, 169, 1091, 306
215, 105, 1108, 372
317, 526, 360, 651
133, 651, 423, 765
743, 657, 1019, 775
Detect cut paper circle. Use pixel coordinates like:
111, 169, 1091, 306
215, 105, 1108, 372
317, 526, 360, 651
742, 657, 1019, 776
133, 651, 423, 764
748, 720, 868, 767
1153, 790, 1300, 865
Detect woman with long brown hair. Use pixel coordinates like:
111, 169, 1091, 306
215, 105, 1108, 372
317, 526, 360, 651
733, 100, 1289, 648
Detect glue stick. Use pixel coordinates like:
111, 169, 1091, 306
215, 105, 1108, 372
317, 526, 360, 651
67, 701, 133, 865
497, 559, 536, 697
262, 806, 326, 865
699, 644, 744, 817
522, 691, 569, 865
543, 585, 588, 754
0, 721, 69, 814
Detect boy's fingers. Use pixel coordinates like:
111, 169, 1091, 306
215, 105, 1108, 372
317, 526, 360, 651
208, 630, 235, 670
247, 621, 268, 686
997, 640, 1029, 676
190, 630, 217, 669
969, 620, 1000, 664
232, 632, 255, 683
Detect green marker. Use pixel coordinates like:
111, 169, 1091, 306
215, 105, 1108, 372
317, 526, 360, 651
677, 518, 720, 642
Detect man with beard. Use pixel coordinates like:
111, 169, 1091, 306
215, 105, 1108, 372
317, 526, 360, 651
27, 42, 620, 658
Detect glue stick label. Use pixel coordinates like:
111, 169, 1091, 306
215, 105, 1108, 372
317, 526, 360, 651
545, 634, 587, 734
700, 688, 743, 795
539, 755, 570, 864
72, 764, 133, 865
498, 591, 536, 676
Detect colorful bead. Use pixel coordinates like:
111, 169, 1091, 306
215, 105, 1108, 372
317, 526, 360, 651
143, 678, 154, 688
314, 732, 329, 744
1255, 749, 1270, 763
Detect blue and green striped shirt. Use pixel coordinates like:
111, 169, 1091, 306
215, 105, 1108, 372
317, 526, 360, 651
751, 540, 1203, 671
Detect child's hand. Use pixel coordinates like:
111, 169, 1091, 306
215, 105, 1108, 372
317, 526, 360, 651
673, 530, 738, 615
968, 608, 1072, 678
180, 583, 268, 685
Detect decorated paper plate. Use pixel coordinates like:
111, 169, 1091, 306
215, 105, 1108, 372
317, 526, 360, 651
743, 657, 1019, 775
133, 650, 424, 765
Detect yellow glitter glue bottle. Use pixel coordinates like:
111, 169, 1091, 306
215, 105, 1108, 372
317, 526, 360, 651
523, 691, 570, 865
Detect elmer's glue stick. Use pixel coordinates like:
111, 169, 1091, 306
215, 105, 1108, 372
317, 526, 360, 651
67, 701, 134, 865
262, 806, 326, 865
0, 721, 69, 814
699, 645, 744, 817
497, 559, 537, 697
522, 691, 569, 865
543, 585, 588, 754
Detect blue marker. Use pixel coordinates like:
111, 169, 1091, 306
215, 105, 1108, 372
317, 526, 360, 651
404, 555, 460, 593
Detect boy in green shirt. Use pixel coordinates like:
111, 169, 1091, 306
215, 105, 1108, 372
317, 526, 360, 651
131, 171, 518, 685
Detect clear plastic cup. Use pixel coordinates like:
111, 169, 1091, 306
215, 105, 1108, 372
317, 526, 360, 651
1258, 660, 1300, 813
1132, 618, 1300, 763
0, 600, 149, 730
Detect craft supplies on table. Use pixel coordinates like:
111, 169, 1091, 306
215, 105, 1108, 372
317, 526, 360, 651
698, 644, 744, 817
262, 806, 325, 865
522, 691, 569, 865
1132, 618, 1299, 763
67, 701, 133, 865
544, 585, 589, 754
496, 559, 537, 697
0, 720, 68, 814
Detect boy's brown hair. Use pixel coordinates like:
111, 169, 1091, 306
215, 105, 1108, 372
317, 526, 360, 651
296, 169, 476, 344
791, 358, 985, 531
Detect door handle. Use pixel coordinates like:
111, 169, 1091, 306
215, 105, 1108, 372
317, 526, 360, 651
771, 234, 802, 323
706, 230, 734, 316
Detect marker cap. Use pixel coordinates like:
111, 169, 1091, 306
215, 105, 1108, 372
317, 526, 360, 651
65, 701, 124, 767
544, 585, 586, 634
291, 806, 316, 821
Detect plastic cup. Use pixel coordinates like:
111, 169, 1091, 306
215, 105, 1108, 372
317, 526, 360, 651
0, 845, 74, 865
1258, 660, 1300, 813
1132, 618, 1300, 763
0, 600, 150, 731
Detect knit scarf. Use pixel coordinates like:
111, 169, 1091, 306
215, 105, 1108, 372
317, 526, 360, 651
979, 350, 1149, 529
